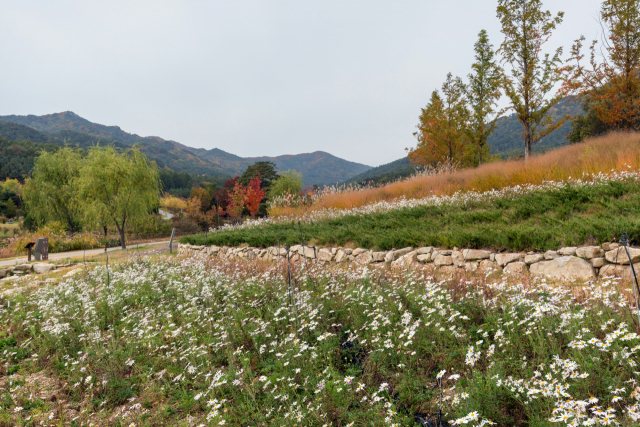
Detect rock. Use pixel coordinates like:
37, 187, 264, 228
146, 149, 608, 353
0, 269, 7, 279
385, 247, 414, 263
391, 250, 418, 269
575, 246, 604, 259
601, 242, 619, 251
417, 254, 431, 263
590, 258, 606, 268
331, 248, 338, 255
317, 249, 334, 262
33, 263, 56, 274
342, 249, 353, 255
451, 251, 464, 266
434, 255, 453, 266
417, 247, 434, 255
347, 255, 355, 262
529, 256, 595, 281
301, 247, 317, 259
558, 247, 577, 256
246, 251, 257, 260
45, 278, 57, 284
599, 263, 640, 280
524, 254, 544, 265
605, 247, 640, 264
372, 251, 387, 262
544, 250, 559, 260
462, 249, 491, 260
14, 264, 33, 272
503, 262, 528, 275
479, 260, 498, 271
335, 250, 347, 263
355, 252, 373, 265
465, 262, 478, 272
290, 245, 302, 254
352, 248, 368, 257
495, 253, 524, 267
490, 253, 495, 262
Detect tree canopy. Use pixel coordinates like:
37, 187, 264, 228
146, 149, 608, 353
76, 147, 161, 248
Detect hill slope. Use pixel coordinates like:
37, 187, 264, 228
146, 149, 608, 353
0, 112, 371, 185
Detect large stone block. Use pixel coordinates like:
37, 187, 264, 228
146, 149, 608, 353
462, 249, 491, 260
417, 254, 431, 263
605, 247, 640, 265
384, 247, 413, 263
318, 249, 334, 262
372, 251, 387, 262
391, 250, 418, 269
529, 256, 595, 281
503, 262, 528, 275
356, 252, 373, 265
495, 253, 524, 267
558, 247, 577, 256
417, 247, 434, 255
544, 250, 559, 260
524, 254, 544, 265
575, 246, 604, 259
599, 263, 640, 280
434, 255, 453, 266
335, 250, 347, 263
33, 263, 56, 274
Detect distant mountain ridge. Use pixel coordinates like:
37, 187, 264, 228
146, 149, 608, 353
0, 112, 371, 185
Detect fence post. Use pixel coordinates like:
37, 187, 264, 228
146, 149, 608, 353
621, 232, 640, 327
169, 228, 176, 254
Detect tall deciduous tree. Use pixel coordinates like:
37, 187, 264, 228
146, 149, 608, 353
245, 176, 266, 217
467, 30, 504, 165
77, 147, 160, 249
562, 0, 640, 133
497, 0, 568, 160
409, 73, 468, 167
226, 181, 247, 221
22, 147, 83, 233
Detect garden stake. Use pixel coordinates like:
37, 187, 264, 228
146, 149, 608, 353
298, 221, 316, 284
620, 232, 640, 327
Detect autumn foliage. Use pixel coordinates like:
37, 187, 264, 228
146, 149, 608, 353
245, 176, 266, 217
271, 131, 640, 217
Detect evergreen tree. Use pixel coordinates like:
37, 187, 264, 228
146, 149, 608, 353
466, 30, 504, 165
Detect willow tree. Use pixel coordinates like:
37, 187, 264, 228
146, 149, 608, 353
77, 147, 160, 249
562, 0, 640, 133
22, 147, 83, 233
467, 30, 504, 165
409, 73, 468, 167
497, 0, 568, 160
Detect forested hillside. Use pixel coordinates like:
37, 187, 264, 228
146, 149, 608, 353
0, 112, 371, 185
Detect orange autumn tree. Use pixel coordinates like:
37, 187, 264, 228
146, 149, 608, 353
562, 0, 640, 132
226, 181, 247, 221
409, 73, 468, 168
245, 175, 266, 217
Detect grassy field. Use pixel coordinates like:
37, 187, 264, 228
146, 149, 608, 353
0, 255, 639, 426
270, 132, 640, 218
182, 177, 640, 251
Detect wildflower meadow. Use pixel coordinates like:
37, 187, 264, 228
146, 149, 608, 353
1, 253, 640, 426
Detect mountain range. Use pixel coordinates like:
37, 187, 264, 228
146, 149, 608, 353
0, 112, 371, 186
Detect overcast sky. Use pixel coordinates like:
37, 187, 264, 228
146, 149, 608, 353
1, 0, 603, 167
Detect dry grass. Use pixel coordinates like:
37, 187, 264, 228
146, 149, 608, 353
271, 132, 640, 217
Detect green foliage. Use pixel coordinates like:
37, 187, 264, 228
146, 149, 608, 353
239, 161, 280, 190
268, 170, 303, 200
77, 147, 161, 248
466, 30, 503, 166
0, 136, 59, 181
22, 147, 83, 233
183, 179, 640, 251
567, 96, 616, 143
497, 0, 568, 159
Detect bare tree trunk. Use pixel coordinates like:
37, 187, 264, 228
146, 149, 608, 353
116, 224, 126, 249
524, 122, 532, 160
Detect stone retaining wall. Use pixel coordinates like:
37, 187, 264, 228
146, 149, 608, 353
178, 242, 639, 281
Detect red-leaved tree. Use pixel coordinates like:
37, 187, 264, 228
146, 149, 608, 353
245, 175, 266, 217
